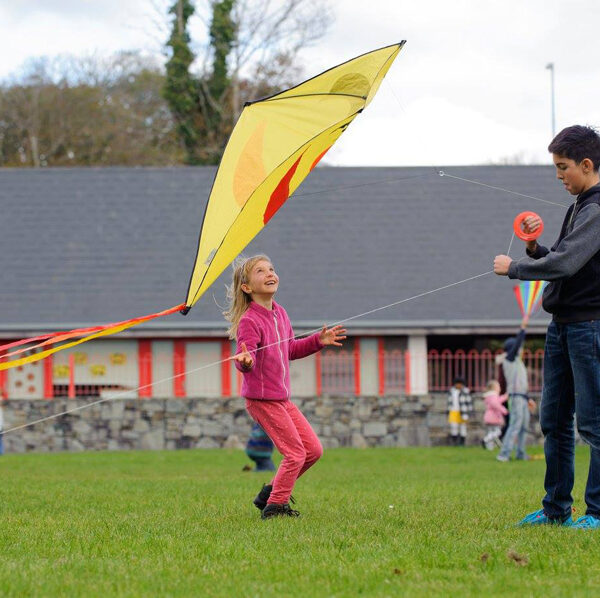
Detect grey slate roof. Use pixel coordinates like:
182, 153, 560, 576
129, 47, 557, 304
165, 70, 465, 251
0, 165, 570, 336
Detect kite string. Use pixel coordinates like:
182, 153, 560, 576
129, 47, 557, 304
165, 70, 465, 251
1, 166, 553, 432
0, 170, 557, 435
0, 268, 495, 436
506, 230, 516, 256
382, 79, 568, 210
1, 160, 565, 434
438, 171, 568, 208
292, 171, 437, 198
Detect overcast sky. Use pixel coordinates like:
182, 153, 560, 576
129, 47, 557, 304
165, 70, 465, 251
1, 0, 599, 166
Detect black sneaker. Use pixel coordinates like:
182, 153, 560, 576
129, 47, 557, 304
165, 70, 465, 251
261, 502, 301, 519
253, 484, 272, 511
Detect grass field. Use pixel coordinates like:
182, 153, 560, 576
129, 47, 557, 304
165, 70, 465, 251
1, 446, 599, 597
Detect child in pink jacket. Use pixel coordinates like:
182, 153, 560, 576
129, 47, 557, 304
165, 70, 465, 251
225, 255, 346, 519
482, 379, 509, 450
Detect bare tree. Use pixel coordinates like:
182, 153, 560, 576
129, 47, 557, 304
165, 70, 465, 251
0, 53, 182, 167
151, 0, 333, 114
229, 0, 333, 117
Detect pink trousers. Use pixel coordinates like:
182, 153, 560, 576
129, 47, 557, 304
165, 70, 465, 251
246, 399, 323, 504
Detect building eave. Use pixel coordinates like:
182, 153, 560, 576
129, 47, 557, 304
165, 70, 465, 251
0, 318, 550, 340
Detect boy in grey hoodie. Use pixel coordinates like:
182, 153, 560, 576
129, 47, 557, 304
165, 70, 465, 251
494, 125, 600, 529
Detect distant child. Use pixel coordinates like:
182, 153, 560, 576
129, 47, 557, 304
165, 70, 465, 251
496, 315, 535, 462
225, 255, 346, 519
494, 125, 600, 528
482, 379, 508, 450
245, 423, 276, 472
447, 376, 473, 445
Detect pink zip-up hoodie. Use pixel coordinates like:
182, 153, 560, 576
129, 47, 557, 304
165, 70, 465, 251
483, 391, 509, 425
235, 301, 323, 400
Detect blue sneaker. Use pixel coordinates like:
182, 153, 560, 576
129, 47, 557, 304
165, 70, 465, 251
518, 509, 574, 527
572, 515, 600, 529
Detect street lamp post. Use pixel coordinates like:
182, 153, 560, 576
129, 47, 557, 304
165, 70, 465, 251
546, 62, 556, 138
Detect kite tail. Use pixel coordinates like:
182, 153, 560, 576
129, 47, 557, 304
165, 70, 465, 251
0, 304, 185, 372
513, 285, 525, 317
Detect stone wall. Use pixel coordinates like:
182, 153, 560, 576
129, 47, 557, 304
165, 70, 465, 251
0, 394, 543, 453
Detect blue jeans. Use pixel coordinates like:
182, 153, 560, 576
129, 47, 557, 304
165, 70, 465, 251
253, 457, 276, 472
540, 321, 600, 519
499, 395, 530, 459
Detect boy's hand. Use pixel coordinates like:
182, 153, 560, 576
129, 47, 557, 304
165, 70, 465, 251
234, 342, 254, 369
494, 255, 513, 276
523, 215, 542, 252
319, 325, 347, 347
523, 215, 542, 234
521, 313, 530, 329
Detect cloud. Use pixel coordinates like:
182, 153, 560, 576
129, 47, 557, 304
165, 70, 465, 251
1, 0, 599, 165
326, 94, 548, 166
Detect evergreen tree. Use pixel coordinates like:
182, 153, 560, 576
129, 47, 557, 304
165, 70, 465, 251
164, 0, 201, 164
164, 0, 236, 165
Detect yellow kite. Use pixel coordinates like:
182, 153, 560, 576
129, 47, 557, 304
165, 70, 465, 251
181, 41, 405, 312
0, 42, 405, 370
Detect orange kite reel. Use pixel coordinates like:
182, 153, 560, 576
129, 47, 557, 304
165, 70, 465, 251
513, 211, 544, 241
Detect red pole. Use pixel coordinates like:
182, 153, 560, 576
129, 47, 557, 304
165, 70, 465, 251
138, 340, 153, 398
354, 338, 361, 396
43, 350, 54, 400
68, 353, 75, 399
378, 338, 385, 396
404, 350, 411, 395
173, 340, 186, 398
0, 351, 6, 400
221, 340, 231, 397
315, 351, 322, 397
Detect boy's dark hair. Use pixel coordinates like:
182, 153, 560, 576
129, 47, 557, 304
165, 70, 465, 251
548, 125, 600, 171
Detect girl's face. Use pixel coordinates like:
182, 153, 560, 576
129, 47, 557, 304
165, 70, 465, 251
243, 260, 279, 296
490, 381, 500, 393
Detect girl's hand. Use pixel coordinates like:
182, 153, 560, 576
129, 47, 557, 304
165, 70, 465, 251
234, 342, 254, 369
319, 325, 347, 347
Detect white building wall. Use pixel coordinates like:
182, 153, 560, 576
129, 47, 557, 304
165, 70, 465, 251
290, 353, 317, 397
185, 341, 221, 397
359, 338, 378, 396
152, 341, 174, 398
408, 335, 428, 395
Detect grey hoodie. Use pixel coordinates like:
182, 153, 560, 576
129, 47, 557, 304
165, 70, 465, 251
508, 184, 600, 323
502, 329, 528, 396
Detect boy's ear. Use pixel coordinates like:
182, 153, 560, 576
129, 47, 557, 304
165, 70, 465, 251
581, 157, 594, 173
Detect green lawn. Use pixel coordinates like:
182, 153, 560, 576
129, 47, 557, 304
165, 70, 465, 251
0, 446, 598, 597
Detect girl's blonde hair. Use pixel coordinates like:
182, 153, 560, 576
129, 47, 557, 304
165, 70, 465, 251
485, 379, 500, 391
223, 254, 272, 339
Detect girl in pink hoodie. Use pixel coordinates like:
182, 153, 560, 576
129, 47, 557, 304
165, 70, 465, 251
482, 379, 509, 450
225, 255, 346, 519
